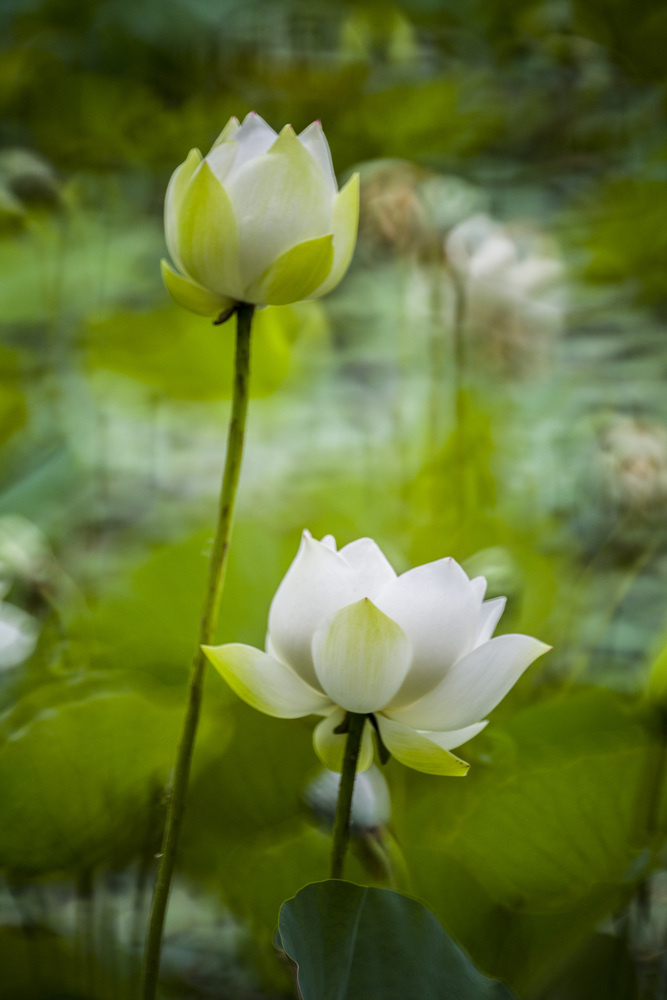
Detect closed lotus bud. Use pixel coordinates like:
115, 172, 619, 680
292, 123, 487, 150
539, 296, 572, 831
161, 113, 359, 320
0, 586, 38, 670
305, 765, 391, 834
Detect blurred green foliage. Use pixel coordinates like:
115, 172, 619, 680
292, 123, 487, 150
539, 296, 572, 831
1, 0, 667, 997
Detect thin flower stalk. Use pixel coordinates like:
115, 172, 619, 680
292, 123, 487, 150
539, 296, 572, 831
141, 303, 254, 1000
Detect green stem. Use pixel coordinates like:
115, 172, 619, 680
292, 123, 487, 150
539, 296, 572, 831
141, 303, 254, 1000
330, 713, 367, 879
450, 269, 468, 539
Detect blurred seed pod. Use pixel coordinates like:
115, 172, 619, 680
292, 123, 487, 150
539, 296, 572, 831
595, 415, 667, 523
354, 160, 484, 266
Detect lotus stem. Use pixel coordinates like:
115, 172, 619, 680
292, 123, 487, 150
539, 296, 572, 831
141, 302, 255, 1000
330, 712, 367, 879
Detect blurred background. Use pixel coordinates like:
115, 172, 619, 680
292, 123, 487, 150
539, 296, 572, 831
1, 0, 667, 997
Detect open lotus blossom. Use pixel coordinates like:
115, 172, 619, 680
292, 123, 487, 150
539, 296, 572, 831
203, 532, 550, 776
162, 112, 359, 319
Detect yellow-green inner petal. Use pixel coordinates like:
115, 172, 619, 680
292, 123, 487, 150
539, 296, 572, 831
245, 234, 334, 305
202, 642, 332, 719
176, 161, 243, 300
212, 116, 241, 148
376, 715, 470, 776
313, 707, 374, 773
164, 148, 203, 269
311, 598, 411, 714
161, 259, 234, 317
311, 172, 360, 298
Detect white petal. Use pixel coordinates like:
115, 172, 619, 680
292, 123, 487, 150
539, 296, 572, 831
226, 125, 333, 290
475, 596, 506, 647
389, 634, 550, 732
470, 575, 487, 602
211, 116, 240, 148
468, 232, 517, 280
298, 121, 337, 193
338, 537, 396, 598
446, 214, 497, 275
321, 534, 337, 550
0, 602, 38, 670
204, 142, 238, 186
378, 558, 484, 707
309, 173, 359, 298
313, 707, 374, 772
268, 531, 359, 689
416, 720, 487, 751
202, 643, 332, 718
375, 715, 470, 776
312, 598, 411, 714
164, 148, 201, 273
225, 111, 278, 181
507, 257, 562, 294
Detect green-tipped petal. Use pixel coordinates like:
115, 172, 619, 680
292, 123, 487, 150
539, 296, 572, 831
202, 643, 333, 718
165, 148, 202, 270
245, 234, 334, 305
376, 715, 470, 776
313, 707, 374, 773
161, 259, 235, 317
212, 116, 240, 148
226, 124, 333, 289
176, 161, 243, 300
312, 598, 411, 714
311, 173, 359, 298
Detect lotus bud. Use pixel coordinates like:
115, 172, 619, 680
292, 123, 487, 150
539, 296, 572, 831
162, 113, 359, 321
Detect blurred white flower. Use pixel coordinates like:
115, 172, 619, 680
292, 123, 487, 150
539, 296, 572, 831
203, 531, 549, 776
305, 765, 391, 833
0, 591, 38, 670
446, 213, 564, 371
0, 515, 52, 589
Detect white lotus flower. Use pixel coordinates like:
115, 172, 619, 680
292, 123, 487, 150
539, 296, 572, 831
203, 532, 550, 776
446, 213, 564, 369
161, 112, 359, 318
0, 595, 38, 670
